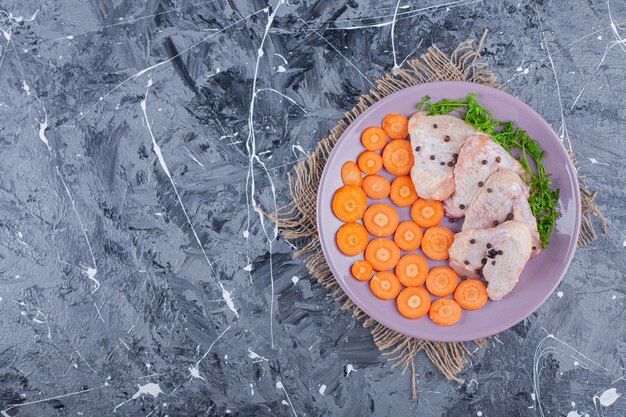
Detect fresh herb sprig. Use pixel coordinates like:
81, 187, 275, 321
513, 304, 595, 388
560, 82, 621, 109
416, 94, 560, 247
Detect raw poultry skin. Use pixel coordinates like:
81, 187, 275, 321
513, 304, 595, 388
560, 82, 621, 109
408, 111, 477, 201
444, 134, 527, 218
448, 221, 533, 301
463, 169, 542, 257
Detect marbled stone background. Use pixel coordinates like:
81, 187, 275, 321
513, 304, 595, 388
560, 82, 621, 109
0, 0, 624, 416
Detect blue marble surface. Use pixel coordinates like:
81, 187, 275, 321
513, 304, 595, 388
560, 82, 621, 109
0, 0, 625, 416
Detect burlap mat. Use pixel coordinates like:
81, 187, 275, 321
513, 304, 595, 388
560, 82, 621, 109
274, 34, 606, 396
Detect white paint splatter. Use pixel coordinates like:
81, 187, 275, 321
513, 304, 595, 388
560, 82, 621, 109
319, 384, 327, 395
243, 264, 253, 272
612, 294, 617, 299
594, 387, 621, 407
588, 157, 608, 165
243, 230, 249, 239
622, 239, 626, 247
248, 348, 269, 362
250, 383, 254, 395
571, 401, 576, 408
574, 360, 579, 366
557, 291, 563, 298
189, 325, 232, 380
345, 364, 356, 376
566, 411, 580, 417
38, 114, 51, 150
141, 92, 237, 316
598, 35, 603, 40
291, 276, 300, 285
113, 383, 163, 412
276, 381, 297, 416
477, 412, 483, 417
22, 80, 31, 95
276, 65, 286, 72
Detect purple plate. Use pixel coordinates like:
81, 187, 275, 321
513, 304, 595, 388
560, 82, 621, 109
317, 81, 580, 342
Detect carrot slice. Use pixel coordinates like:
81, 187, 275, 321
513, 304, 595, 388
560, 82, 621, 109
410, 199, 444, 228
393, 221, 423, 251
389, 176, 418, 207
397, 287, 431, 319
351, 260, 373, 281
336, 222, 368, 256
361, 175, 391, 199
395, 254, 429, 287
332, 186, 367, 222
361, 126, 388, 151
357, 151, 383, 175
382, 140, 413, 176
454, 279, 488, 310
363, 203, 399, 237
382, 113, 409, 140
365, 238, 401, 271
425, 266, 459, 297
369, 271, 401, 300
341, 161, 362, 186
429, 298, 462, 326
421, 226, 454, 261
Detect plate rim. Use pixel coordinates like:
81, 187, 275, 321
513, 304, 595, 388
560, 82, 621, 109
316, 80, 581, 342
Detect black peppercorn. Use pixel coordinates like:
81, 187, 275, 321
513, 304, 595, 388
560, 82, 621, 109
459, 204, 465, 209
453, 153, 458, 158
415, 146, 421, 152
444, 135, 450, 142
433, 123, 438, 128
498, 250, 503, 255
464, 260, 470, 265
486, 243, 492, 248
475, 269, 483, 275
470, 239, 476, 244
430, 155, 435, 160
532, 246, 537, 251
496, 156, 501, 163
447, 161, 454, 167
481, 258, 487, 265
481, 159, 487, 165
478, 181, 484, 187
487, 188, 492, 193
440, 161, 446, 166
492, 260, 496, 265
493, 220, 499, 226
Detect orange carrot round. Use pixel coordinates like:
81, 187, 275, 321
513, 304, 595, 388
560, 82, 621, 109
395, 254, 429, 287
351, 260, 373, 281
357, 151, 383, 175
396, 287, 431, 319
365, 238, 401, 271
361, 175, 391, 199
382, 140, 413, 176
382, 113, 409, 140
454, 279, 488, 310
429, 298, 462, 326
332, 186, 367, 222
421, 226, 454, 261
363, 203, 399, 237
336, 222, 368, 256
361, 126, 388, 151
389, 176, 418, 207
393, 221, 423, 251
425, 266, 459, 297
341, 161, 362, 186
410, 199, 444, 228
369, 271, 401, 300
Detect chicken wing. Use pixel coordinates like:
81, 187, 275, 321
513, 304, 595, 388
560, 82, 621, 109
463, 170, 541, 256
444, 134, 527, 218
448, 221, 533, 301
408, 111, 477, 201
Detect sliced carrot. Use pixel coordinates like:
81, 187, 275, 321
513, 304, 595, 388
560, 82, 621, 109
365, 238, 401, 271
397, 287, 431, 319
351, 260, 373, 281
421, 226, 454, 261
361, 126, 388, 151
382, 140, 413, 176
382, 113, 409, 140
454, 279, 488, 310
357, 151, 383, 175
393, 221, 423, 251
336, 222, 368, 256
341, 161, 362, 186
363, 203, 399, 237
361, 175, 391, 199
332, 186, 367, 222
395, 254, 429, 287
429, 298, 462, 326
410, 199, 444, 228
369, 271, 401, 300
389, 176, 418, 207
425, 266, 459, 297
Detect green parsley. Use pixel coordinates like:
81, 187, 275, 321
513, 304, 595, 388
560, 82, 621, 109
416, 93, 560, 247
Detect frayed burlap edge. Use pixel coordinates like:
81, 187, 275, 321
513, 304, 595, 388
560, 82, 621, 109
273, 32, 606, 395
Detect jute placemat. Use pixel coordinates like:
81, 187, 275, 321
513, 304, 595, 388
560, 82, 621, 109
274, 34, 606, 396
